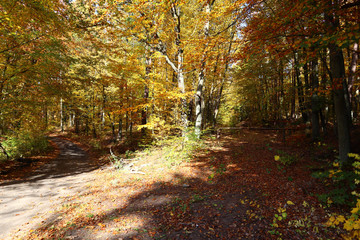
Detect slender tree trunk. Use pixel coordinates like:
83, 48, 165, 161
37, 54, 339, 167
311, 58, 320, 140
129, 114, 133, 136
75, 109, 80, 134
291, 71, 296, 118
101, 85, 106, 131
195, 65, 205, 138
279, 59, 284, 120
303, 58, 310, 122
294, 51, 306, 122
92, 93, 97, 138
213, 31, 235, 127
348, 42, 359, 120
60, 97, 64, 132
141, 50, 151, 135
85, 115, 89, 135
118, 115, 123, 140
44, 104, 48, 129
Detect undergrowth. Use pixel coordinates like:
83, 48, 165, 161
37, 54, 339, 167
312, 153, 360, 239
0, 130, 49, 161
153, 129, 206, 167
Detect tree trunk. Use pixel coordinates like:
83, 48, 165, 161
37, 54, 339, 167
172, 3, 188, 137
195, 1, 212, 138
329, 43, 351, 164
310, 58, 320, 140
303, 58, 310, 123
213, 31, 235, 127
118, 116, 123, 140
291, 71, 296, 118
141, 50, 151, 136
75, 109, 80, 134
348, 42, 359, 120
325, 3, 351, 165
293, 51, 306, 122
101, 85, 106, 131
60, 97, 64, 132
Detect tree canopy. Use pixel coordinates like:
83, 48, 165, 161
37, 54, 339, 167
0, 0, 359, 164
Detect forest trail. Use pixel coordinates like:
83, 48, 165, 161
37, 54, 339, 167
0, 130, 340, 239
10, 129, 340, 240
0, 137, 98, 240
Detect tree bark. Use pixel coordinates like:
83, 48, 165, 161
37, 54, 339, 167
329, 43, 351, 164
214, 30, 235, 127
348, 42, 359, 120
60, 97, 64, 132
325, 4, 351, 164
118, 116, 123, 140
293, 51, 306, 122
310, 58, 320, 140
195, 1, 213, 138
172, 3, 188, 137
141, 50, 151, 136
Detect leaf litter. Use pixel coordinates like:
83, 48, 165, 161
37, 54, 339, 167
7, 129, 344, 239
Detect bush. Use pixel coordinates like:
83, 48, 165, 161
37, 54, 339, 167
155, 128, 206, 167
0, 130, 49, 160
312, 158, 358, 206
320, 154, 360, 239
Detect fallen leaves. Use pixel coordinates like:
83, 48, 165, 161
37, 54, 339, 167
11, 130, 344, 239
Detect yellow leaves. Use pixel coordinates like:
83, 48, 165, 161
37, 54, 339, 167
348, 153, 360, 160
344, 220, 354, 231
351, 208, 360, 214
327, 214, 346, 227
337, 215, 346, 223
274, 155, 280, 161
286, 200, 294, 206
277, 207, 286, 213
327, 198, 360, 237
329, 169, 342, 178
327, 215, 336, 226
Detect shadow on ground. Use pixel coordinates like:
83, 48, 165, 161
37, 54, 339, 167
19, 130, 340, 240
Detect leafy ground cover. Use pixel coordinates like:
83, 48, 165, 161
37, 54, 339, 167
4, 128, 352, 239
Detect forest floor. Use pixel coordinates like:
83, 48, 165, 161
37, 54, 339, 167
0, 128, 353, 239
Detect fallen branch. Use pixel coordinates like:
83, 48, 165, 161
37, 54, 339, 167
129, 170, 145, 175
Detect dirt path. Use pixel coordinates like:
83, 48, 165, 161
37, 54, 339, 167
1, 130, 340, 239
14, 129, 339, 239
0, 137, 98, 240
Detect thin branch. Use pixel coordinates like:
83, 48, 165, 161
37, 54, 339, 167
213, 15, 240, 36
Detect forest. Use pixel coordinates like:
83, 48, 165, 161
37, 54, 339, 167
0, 0, 360, 239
